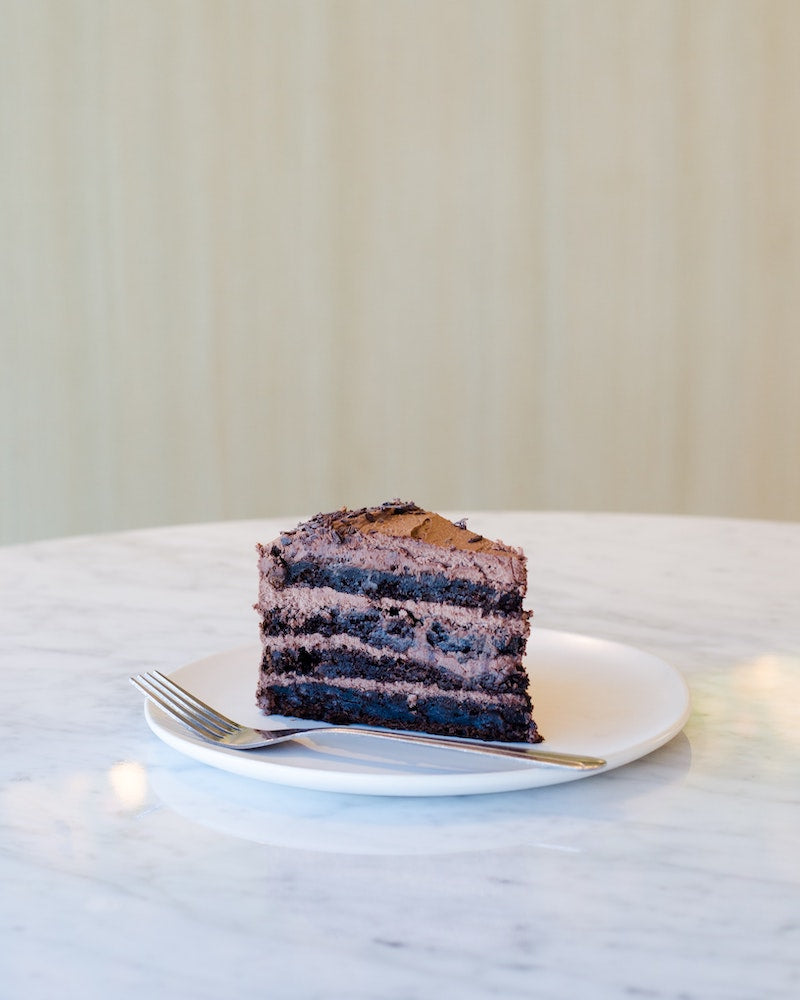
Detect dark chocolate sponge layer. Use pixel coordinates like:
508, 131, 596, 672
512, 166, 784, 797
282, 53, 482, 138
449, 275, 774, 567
276, 560, 523, 614
258, 680, 540, 744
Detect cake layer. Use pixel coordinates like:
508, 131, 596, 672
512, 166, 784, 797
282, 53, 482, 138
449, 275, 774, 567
261, 555, 522, 613
256, 587, 530, 665
258, 503, 527, 609
258, 634, 530, 694
256, 673, 538, 742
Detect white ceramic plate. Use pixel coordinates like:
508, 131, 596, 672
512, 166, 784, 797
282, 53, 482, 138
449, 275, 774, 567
143, 629, 690, 797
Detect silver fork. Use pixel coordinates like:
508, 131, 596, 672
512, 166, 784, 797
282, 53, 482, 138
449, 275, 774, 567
130, 670, 606, 770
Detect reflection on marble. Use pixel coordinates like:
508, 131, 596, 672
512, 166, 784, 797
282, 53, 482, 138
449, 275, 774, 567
2, 513, 799, 999
146, 734, 693, 855
142, 734, 691, 855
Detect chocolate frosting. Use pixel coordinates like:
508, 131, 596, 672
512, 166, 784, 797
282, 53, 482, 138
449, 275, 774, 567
305, 500, 515, 558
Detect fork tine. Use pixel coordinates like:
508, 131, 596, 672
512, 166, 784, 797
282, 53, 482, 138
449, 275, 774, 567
148, 670, 239, 732
141, 672, 233, 735
130, 674, 226, 740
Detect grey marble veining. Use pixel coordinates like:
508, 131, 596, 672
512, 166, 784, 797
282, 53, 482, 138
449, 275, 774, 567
1, 512, 799, 999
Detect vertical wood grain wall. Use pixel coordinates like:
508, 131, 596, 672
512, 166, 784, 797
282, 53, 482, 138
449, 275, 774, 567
2, 0, 799, 543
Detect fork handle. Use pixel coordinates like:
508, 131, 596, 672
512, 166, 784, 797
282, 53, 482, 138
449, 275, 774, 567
279, 726, 606, 770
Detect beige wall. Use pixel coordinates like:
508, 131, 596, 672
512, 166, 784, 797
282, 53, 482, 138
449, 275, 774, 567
2, 0, 799, 545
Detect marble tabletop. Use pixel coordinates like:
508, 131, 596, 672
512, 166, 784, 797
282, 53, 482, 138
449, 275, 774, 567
2, 511, 799, 1000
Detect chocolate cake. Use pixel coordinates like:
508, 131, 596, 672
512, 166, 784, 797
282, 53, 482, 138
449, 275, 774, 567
255, 500, 541, 743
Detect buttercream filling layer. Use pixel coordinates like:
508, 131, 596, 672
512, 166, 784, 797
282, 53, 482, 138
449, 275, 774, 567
256, 586, 529, 634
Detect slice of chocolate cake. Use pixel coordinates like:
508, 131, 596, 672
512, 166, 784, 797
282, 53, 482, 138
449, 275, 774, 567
255, 500, 541, 743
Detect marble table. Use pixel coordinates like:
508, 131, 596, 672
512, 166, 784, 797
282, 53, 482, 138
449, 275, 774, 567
2, 512, 799, 999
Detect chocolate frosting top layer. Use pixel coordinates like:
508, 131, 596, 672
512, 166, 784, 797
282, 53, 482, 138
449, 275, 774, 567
303, 500, 516, 558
